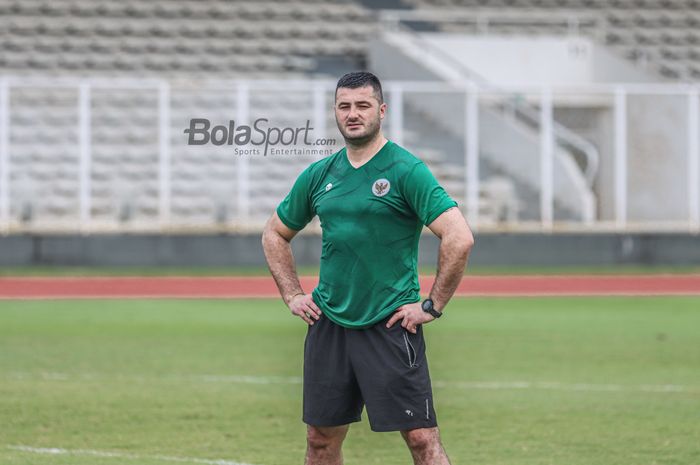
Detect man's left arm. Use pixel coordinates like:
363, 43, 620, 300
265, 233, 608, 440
386, 207, 474, 333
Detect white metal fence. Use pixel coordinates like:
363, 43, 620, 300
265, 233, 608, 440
0, 77, 698, 233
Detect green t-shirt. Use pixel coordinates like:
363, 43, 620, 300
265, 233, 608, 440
276, 140, 457, 329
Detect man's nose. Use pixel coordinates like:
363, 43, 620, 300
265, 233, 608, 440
347, 106, 360, 120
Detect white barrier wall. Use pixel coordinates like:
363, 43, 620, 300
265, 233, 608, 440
418, 35, 658, 86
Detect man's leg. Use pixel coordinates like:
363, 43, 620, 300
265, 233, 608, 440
305, 424, 350, 465
401, 427, 451, 465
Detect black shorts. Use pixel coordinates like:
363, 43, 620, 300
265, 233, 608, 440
302, 312, 438, 432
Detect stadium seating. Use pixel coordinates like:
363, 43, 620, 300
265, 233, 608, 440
2, 0, 695, 229
6, 82, 333, 228
401, 0, 700, 80
0, 0, 375, 77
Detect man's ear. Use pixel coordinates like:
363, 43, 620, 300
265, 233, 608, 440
379, 102, 387, 120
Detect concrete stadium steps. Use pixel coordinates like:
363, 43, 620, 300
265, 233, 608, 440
0, 0, 370, 20
0, 0, 374, 76
403, 0, 695, 10
398, 99, 574, 223
0, 0, 556, 227
3, 84, 338, 226
3, 75, 539, 227
401, 0, 700, 80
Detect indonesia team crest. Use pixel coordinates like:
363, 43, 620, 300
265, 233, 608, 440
372, 178, 390, 197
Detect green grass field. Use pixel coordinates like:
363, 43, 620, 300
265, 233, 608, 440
1, 297, 699, 465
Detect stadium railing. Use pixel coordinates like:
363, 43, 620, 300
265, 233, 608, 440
0, 76, 698, 234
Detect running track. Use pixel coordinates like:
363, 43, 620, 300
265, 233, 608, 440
0, 275, 699, 299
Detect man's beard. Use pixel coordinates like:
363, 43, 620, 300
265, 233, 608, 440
336, 116, 381, 147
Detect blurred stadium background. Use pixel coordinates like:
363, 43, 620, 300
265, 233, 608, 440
0, 2, 699, 465
0, 0, 698, 266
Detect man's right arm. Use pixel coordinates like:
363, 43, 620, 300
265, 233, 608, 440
261, 211, 322, 325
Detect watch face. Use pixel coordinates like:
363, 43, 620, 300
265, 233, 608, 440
422, 299, 432, 311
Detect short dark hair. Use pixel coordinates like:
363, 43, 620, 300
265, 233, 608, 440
335, 71, 384, 104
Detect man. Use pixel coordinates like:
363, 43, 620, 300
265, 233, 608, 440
262, 71, 474, 465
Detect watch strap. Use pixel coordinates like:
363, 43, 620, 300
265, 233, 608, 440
421, 298, 442, 318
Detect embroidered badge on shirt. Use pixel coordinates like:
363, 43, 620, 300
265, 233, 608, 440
372, 178, 390, 197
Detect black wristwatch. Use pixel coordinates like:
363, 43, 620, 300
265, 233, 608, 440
421, 298, 442, 319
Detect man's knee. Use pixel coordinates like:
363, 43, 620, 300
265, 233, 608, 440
306, 425, 349, 451
401, 427, 440, 452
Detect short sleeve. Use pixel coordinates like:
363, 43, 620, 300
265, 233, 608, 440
276, 167, 314, 230
403, 162, 458, 226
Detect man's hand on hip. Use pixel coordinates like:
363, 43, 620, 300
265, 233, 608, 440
386, 302, 435, 334
288, 293, 322, 325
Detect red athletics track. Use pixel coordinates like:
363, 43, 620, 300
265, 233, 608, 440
0, 275, 699, 299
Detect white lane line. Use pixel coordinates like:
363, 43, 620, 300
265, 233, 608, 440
4, 372, 303, 384
430, 380, 693, 393
4, 371, 698, 394
7, 445, 256, 465
199, 374, 302, 385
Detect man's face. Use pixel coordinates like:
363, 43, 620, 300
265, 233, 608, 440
334, 85, 386, 145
